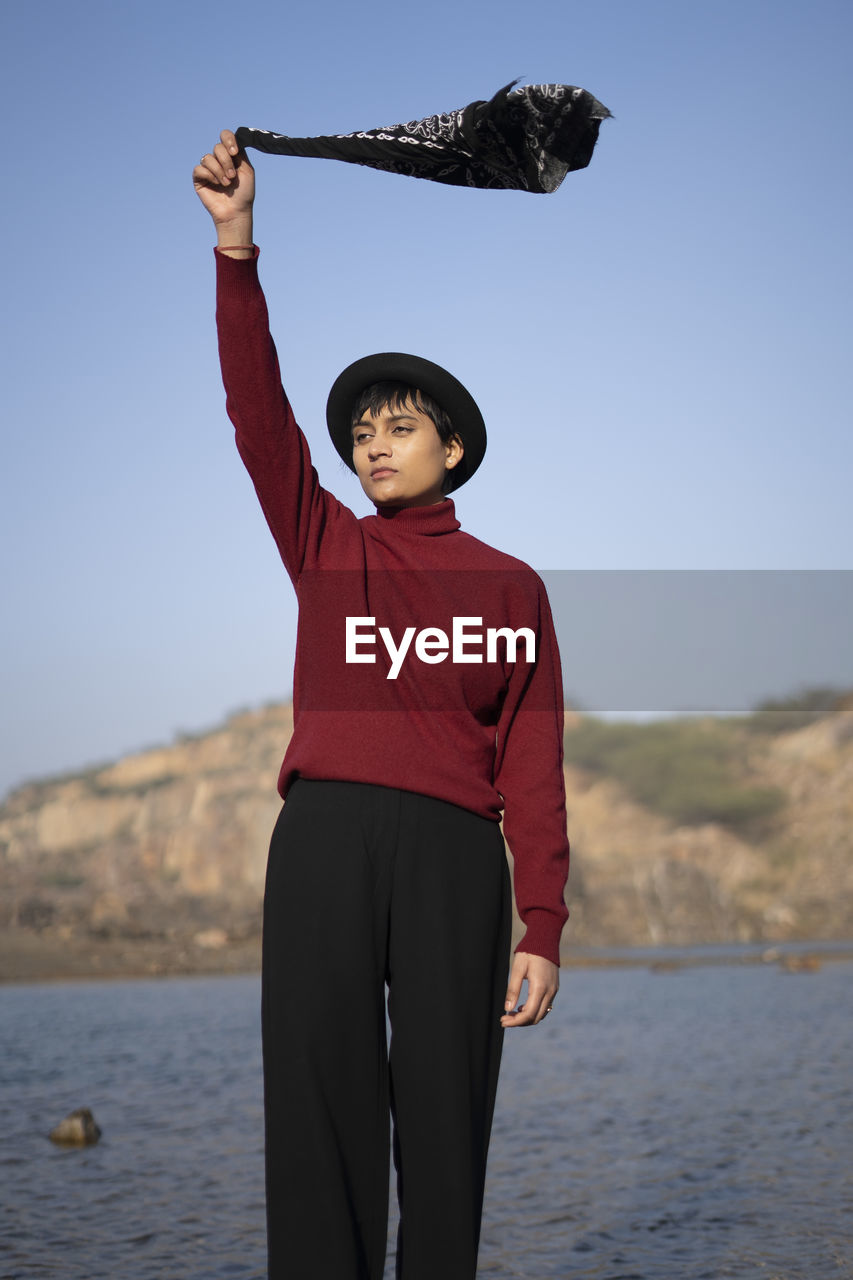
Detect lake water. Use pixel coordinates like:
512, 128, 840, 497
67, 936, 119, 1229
1, 957, 851, 1279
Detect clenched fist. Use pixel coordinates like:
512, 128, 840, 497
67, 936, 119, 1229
194, 129, 255, 253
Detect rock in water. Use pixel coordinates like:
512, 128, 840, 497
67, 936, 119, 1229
49, 1108, 102, 1146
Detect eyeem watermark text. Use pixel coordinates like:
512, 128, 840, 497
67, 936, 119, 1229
346, 617, 536, 680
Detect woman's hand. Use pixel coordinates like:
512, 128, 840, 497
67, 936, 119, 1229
501, 951, 559, 1028
193, 129, 255, 246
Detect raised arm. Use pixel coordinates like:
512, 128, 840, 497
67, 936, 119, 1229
193, 132, 352, 581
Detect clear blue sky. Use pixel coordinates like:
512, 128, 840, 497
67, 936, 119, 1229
2, 0, 851, 799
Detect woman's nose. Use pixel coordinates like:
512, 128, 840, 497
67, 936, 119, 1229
368, 435, 391, 458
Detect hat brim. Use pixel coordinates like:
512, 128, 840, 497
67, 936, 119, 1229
326, 352, 486, 492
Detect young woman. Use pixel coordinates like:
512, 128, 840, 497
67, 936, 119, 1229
194, 130, 570, 1280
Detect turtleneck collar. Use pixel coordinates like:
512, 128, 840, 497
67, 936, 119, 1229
372, 497, 461, 535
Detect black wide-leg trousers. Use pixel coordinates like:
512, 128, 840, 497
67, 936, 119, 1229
262, 778, 512, 1280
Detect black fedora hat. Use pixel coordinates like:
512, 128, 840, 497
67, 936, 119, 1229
325, 352, 487, 492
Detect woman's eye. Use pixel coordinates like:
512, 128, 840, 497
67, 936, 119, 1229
392, 426, 412, 434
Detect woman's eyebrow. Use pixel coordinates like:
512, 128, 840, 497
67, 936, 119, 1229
353, 411, 419, 430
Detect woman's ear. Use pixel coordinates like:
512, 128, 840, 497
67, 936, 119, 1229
445, 433, 465, 473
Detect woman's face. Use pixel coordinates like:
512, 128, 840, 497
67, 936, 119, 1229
351, 397, 463, 508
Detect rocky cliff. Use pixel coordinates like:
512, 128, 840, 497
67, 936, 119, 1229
1, 703, 851, 980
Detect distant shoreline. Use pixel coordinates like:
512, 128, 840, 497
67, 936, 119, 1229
2, 927, 852, 986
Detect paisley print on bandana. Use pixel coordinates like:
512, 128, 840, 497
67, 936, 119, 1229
235, 81, 611, 194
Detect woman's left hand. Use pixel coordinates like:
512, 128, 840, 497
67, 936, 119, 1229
501, 951, 559, 1028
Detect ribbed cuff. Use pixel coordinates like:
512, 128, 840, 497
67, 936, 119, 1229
514, 906, 568, 967
214, 244, 261, 303
213, 243, 259, 261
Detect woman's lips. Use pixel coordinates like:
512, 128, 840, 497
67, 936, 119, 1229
371, 468, 397, 479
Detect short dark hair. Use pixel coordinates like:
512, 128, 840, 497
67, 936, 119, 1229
350, 381, 463, 492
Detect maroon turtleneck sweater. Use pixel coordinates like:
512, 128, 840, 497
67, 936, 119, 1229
215, 247, 570, 964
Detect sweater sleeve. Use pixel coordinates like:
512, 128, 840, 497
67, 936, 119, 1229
493, 576, 570, 966
214, 247, 352, 582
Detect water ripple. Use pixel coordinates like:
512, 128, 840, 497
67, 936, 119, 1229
0, 962, 851, 1278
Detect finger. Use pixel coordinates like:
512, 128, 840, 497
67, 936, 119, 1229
197, 150, 231, 187
501, 1001, 536, 1028
528, 974, 559, 1024
503, 976, 522, 1014
220, 128, 240, 155
503, 952, 529, 1013
214, 140, 237, 180
504, 980, 556, 1028
538, 984, 559, 1022
192, 159, 222, 191
501, 996, 555, 1028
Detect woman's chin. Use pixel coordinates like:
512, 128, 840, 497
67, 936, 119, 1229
361, 475, 444, 508
369, 480, 409, 506
371, 488, 404, 506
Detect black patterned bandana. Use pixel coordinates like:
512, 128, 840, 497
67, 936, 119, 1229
234, 81, 610, 194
